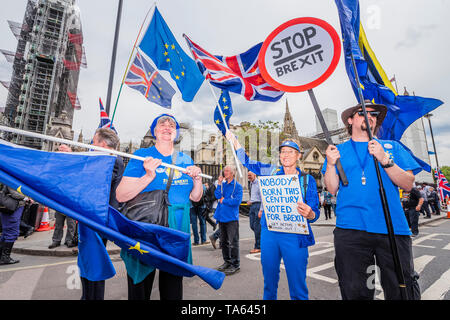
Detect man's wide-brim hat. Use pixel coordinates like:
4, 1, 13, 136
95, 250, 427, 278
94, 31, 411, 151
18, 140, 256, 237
341, 100, 388, 129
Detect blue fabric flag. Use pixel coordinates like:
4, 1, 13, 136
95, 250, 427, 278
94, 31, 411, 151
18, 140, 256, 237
335, 0, 443, 172
214, 90, 233, 135
139, 7, 204, 102
0, 140, 225, 288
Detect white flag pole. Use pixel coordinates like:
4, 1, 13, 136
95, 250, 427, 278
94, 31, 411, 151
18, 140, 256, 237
206, 82, 243, 178
0, 125, 212, 180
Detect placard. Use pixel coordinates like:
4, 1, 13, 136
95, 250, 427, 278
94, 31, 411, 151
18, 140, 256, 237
258, 17, 341, 92
258, 174, 309, 235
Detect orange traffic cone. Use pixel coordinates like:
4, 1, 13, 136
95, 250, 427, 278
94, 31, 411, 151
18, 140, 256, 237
36, 207, 54, 232
447, 198, 450, 219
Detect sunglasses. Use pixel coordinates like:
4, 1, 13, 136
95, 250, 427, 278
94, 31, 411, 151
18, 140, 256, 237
354, 110, 380, 118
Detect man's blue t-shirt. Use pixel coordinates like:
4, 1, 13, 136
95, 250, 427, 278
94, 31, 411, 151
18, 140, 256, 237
322, 139, 421, 235
123, 146, 194, 206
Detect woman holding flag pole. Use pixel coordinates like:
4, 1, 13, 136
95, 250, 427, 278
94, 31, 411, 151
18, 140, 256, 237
226, 131, 320, 300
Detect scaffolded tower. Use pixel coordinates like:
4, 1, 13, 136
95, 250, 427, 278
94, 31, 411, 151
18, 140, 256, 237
1, 0, 86, 149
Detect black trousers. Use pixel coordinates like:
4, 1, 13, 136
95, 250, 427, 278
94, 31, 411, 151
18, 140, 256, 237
127, 269, 183, 300
334, 227, 417, 300
219, 220, 240, 268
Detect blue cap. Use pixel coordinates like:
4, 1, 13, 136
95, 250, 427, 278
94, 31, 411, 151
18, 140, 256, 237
279, 140, 301, 153
150, 114, 180, 139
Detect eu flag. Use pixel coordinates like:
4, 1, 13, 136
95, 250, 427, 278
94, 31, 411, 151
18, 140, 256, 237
214, 90, 233, 135
335, 0, 443, 172
0, 139, 225, 288
139, 7, 204, 102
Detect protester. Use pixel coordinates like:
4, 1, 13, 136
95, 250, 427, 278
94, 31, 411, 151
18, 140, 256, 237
403, 185, 424, 237
116, 114, 203, 300
322, 188, 333, 220
208, 178, 220, 249
79, 128, 124, 300
419, 184, 431, 219
428, 187, 441, 215
323, 100, 421, 300
0, 184, 28, 265
214, 165, 243, 276
190, 185, 207, 246
247, 171, 262, 254
226, 132, 320, 300
202, 182, 218, 230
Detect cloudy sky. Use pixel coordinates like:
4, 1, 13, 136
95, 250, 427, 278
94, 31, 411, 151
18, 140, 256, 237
0, 0, 448, 167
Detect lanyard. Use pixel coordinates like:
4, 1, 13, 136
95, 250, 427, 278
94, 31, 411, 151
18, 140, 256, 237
350, 139, 370, 186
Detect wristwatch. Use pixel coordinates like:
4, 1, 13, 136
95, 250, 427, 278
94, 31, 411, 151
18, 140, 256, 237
381, 158, 395, 168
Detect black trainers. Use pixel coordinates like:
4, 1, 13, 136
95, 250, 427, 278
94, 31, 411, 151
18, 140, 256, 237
48, 242, 61, 249
223, 266, 240, 276
217, 262, 231, 271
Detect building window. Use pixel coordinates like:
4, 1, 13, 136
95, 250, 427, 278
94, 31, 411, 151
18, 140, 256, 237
313, 151, 319, 161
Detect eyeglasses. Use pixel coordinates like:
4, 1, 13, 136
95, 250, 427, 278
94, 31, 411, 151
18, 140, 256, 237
354, 110, 380, 118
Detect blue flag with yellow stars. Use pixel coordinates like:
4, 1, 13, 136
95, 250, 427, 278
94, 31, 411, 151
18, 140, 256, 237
0, 140, 225, 289
335, 0, 443, 172
214, 90, 233, 135
139, 7, 204, 102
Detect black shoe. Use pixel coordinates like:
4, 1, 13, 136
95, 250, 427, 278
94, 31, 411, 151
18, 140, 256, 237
0, 242, 20, 265
24, 227, 34, 239
223, 266, 240, 275
66, 241, 77, 248
48, 241, 61, 249
217, 262, 231, 271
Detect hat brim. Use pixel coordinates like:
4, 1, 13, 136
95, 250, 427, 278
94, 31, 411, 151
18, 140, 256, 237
341, 102, 387, 129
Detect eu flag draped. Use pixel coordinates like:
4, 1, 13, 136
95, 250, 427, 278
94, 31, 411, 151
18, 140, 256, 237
124, 50, 176, 108
214, 90, 233, 135
184, 35, 284, 102
139, 7, 204, 102
0, 140, 225, 289
335, 0, 443, 171
98, 97, 117, 133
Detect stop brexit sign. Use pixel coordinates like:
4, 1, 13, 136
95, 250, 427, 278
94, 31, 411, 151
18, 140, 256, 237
258, 17, 341, 92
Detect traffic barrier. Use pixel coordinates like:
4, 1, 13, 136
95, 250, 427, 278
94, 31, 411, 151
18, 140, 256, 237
36, 207, 54, 231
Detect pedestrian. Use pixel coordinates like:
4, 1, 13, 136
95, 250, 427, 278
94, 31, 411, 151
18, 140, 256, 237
428, 187, 440, 215
226, 132, 320, 300
0, 184, 28, 265
48, 144, 77, 249
323, 100, 421, 300
247, 171, 262, 254
419, 185, 431, 218
214, 165, 243, 276
190, 185, 207, 246
202, 182, 218, 231
403, 186, 424, 237
208, 177, 221, 249
322, 188, 333, 220
79, 128, 124, 300
116, 114, 203, 300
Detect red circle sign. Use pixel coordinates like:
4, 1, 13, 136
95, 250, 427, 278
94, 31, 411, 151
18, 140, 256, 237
258, 17, 341, 92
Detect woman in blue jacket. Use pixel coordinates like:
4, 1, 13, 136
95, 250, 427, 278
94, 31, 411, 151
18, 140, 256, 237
226, 132, 320, 300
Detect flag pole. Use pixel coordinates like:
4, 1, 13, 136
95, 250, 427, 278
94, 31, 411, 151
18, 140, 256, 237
206, 82, 243, 178
0, 125, 212, 180
350, 54, 408, 300
110, 2, 157, 124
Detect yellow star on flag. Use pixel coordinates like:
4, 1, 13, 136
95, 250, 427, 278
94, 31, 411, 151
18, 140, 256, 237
163, 51, 168, 56
129, 242, 149, 255
164, 43, 169, 49
215, 119, 220, 124
171, 44, 175, 50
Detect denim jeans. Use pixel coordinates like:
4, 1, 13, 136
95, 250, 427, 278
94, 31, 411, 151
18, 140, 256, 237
190, 206, 206, 244
249, 202, 261, 249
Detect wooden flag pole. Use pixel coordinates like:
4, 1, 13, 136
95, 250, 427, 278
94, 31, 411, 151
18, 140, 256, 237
0, 125, 212, 180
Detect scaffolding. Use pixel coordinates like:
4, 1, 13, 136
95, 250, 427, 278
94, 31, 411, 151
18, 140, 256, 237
1, 0, 85, 149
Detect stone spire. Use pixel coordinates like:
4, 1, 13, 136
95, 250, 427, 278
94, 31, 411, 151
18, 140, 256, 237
282, 99, 299, 139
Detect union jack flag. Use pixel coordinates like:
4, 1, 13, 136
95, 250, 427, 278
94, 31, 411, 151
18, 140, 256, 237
435, 168, 450, 202
125, 50, 175, 108
184, 35, 284, 102
98, 97, 117, 134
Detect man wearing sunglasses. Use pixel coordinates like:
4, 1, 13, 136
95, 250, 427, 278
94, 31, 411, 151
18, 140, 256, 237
322, 100, 421, 300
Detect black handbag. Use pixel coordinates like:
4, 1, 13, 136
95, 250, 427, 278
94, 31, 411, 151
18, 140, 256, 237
0, 185, 19, 213
122, 152, 177, 227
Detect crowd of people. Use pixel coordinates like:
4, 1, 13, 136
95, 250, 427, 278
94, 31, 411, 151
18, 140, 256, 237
0, 102, 446, 301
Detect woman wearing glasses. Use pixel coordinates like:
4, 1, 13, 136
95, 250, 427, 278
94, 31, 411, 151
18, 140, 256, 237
226, 132, 320, 300
323, 101, 421, 300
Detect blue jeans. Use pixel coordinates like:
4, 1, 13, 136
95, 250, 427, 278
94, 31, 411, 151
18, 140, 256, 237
0, 206, 24, 242
249, 202, 261, 249
190, 206, 206, 244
